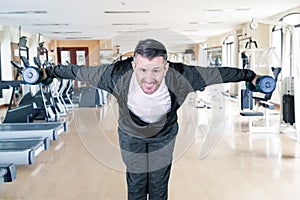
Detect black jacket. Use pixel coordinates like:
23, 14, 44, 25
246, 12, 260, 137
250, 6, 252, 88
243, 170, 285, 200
47, 57, 256, 138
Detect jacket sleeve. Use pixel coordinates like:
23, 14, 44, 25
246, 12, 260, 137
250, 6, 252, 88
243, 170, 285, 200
46, 63, 114, 92
181, 64, 257, 91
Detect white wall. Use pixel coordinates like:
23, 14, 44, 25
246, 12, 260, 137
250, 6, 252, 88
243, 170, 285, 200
0, 26, 17, 104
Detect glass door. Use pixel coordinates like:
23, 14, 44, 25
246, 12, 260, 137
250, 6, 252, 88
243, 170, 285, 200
57, 47, 89, 89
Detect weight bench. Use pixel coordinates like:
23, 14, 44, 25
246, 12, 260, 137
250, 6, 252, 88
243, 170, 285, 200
240, 102, 276, 133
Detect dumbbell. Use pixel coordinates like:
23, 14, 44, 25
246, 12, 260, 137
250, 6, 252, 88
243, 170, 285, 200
246, 75, 276, 94
22, 66, 53, 85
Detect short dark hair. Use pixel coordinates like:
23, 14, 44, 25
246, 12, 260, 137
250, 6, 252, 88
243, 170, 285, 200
134, 39, 168, 61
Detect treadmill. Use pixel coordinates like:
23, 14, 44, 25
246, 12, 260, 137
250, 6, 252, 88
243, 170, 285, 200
0, 74, 68, 141
0, 137, 49, 165
0, 163, 17, 184
0, 121, 67, 141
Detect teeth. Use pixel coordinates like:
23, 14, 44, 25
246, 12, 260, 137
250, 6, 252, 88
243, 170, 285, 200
144, 82, 154, 87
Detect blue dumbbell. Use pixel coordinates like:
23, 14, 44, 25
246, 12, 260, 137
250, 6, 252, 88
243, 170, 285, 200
22, 66, 53, 86
246, 75, 276, 94
22, 66, 43, 85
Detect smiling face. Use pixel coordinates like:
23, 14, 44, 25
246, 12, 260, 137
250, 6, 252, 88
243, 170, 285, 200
131, 54, 169, 94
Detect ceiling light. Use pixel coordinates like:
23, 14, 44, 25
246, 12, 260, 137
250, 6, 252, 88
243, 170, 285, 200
112, 23, 148, 26
65, 37, 92, 39
236, 8, 251, 11
51, 31, 82, 34
205, 9, 223, 12
116, 30, 146, 33
183, 29, 198, 32
189, 21, 207, 25
222, 8, 235, 12
208, 21, 223, 24
31, 23, 69, 26
0, 11, 47, 14
104, 11, 150, 14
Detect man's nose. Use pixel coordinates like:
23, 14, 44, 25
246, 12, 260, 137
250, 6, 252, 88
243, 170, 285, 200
143, 71, 155, 79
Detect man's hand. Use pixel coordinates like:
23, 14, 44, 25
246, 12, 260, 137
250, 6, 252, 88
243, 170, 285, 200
247, 75, 276, 94
42, 68, 48, 80
251, 74, 260, 85
40, 68, 53, 85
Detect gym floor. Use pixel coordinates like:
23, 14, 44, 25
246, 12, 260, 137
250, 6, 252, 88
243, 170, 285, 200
0, 95, 300, 200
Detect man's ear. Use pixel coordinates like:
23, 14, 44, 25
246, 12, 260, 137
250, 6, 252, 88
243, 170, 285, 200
164, 63, 169, 76
131, 61, 136, 70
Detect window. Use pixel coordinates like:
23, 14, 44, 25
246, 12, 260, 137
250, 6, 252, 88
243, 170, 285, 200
271, 12, 300, 77
222, 35, 234, 66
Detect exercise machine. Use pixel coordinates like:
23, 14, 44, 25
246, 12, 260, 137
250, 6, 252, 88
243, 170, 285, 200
3, 58, 62, 123
0, 121, 67, 141
0, 163, 17, 184
0, 137, 49, 165
240, 67, 281, 133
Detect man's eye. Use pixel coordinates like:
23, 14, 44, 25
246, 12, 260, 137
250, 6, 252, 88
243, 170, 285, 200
153, 70, 160, 73
140, 69, 146, 72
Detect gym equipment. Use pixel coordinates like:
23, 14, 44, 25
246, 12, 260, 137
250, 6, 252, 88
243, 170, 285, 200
240, 67, 281, 133
0, 163, 17, 183
79, 86, 101, 107
18, 36, 29, 60
3, 103, 38, 123
245, 38, 258, 49
2, 63, 59, 123
15, 89, 58, 122
34, 57, 53, 86
0, 79, 42, 123
0, 137, 49, 165
241, 89, 253, 110
0, 80, 22, 90
3, 90, 52, 123
0, 121, 67, 141
58, 79, 74, 109
246, 75, 276, 94
11, 57, 52, 86
282, 85, 295, 125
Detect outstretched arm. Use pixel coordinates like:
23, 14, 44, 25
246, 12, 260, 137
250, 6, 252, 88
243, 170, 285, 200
176, 64, 258, 91
44, 63, 113, 91
199, 66, 257, 86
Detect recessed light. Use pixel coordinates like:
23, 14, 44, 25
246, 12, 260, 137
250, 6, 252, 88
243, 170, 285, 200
183, 29, 198, 32
31, 23, 69, 26
51, 31, 82, 34
105, 11, 150, 14
0, 11, 47, 15
116, 30, 146, 33
222, 8, 235, 12
236, 8, 251, 11
208, 21, 223, 24
65, 37, 92, 39
205, 9, 223, 12
112, 23, 148, 26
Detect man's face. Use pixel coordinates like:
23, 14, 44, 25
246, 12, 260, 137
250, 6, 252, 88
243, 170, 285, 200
132, 54, 169, 94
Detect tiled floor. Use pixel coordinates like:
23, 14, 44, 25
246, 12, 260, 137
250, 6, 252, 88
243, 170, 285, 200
0, 95, 300, 200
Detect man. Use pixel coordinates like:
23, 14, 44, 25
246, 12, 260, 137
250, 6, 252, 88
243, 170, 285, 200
45, 39, 259, 200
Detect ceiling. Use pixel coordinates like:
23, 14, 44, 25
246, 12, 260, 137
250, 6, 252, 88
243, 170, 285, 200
0, 0, 299, 53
